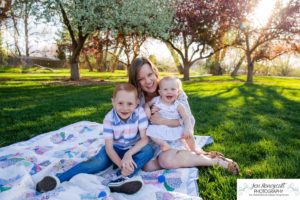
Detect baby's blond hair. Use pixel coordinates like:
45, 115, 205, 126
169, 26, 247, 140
159, 76, 183, 92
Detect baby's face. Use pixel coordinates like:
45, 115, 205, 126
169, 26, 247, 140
158, 79, 179, 104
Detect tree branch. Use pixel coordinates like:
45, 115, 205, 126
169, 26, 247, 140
56, 0, 77, 47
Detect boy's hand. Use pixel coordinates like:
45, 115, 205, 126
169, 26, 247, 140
120, 153, 136, 176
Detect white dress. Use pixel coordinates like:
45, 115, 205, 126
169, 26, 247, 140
146, 96, 184, 141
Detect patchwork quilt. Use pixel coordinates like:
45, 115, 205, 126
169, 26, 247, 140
0, 121, 213, 200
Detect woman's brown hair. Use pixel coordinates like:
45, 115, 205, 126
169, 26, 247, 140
128, 57, 160, 98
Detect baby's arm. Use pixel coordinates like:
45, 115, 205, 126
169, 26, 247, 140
177, 104, 193, 138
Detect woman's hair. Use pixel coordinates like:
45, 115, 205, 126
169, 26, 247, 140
128, 57, 160, 97
112, 83, 138, 99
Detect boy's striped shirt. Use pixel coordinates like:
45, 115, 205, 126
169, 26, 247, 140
103, 106, 148, 150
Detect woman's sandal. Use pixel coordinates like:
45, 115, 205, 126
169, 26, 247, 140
216, 155, 240, 175
205, 151, 224, 158
193, 149, 224, 158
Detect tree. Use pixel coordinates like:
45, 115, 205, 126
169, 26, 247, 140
0, 0, 12, 58
166, 0, 241, 80
233, 0, 300, 83
0, 0, 12, 22
11, 0, 37, 56
113, 0, 174, 71
39, 0, 119, 80
40, 0, 173, 80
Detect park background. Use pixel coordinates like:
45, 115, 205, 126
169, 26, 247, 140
1, 0, 300, 199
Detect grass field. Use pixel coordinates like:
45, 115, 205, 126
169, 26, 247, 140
1, 67, 300, 199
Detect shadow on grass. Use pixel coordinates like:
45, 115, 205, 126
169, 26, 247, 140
189, 82, 300, 177
188, 81, 300, 200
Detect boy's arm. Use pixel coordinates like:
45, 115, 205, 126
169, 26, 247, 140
124, 128, 149, 157
123, 107, 149, 160
105, 138, 122, 169
103, 112, 122, 169
177, 104, 193, 138
121, 129, 149, 176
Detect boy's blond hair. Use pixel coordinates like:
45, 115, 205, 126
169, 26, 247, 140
112, 83, 138, 99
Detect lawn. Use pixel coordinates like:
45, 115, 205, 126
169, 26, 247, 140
1, 67, 300, 199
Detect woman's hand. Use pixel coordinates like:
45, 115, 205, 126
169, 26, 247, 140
149, 112, 163, 125
151, 105, 160, 114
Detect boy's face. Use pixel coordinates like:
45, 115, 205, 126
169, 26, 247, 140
159, 79, 179, 104
112, 90, 139, 121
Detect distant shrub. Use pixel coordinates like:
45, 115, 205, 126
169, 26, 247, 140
4, 56, 65, 68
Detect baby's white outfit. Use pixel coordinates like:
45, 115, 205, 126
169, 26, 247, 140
146, 96, 184, 141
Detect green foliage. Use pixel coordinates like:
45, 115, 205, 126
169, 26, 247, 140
114, 0, 174, 38
1, 70, 300, 199
39, 0, 174, 38
148, 55, 158, 66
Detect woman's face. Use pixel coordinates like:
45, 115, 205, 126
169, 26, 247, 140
137, 63, 158, 94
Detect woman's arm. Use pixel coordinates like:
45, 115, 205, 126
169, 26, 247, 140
150, 112, 181, 127
144, 102, 153, 119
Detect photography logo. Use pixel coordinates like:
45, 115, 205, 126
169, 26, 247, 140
237, 179, 299, 200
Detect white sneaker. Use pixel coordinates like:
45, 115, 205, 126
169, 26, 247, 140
108, 175, 143, 194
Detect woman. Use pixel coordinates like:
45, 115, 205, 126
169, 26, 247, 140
128, 57, 239, 174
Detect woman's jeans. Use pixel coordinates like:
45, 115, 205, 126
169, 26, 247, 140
56, 144, 154, 183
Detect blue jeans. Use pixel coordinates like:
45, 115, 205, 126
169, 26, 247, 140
56, 144, 154, 183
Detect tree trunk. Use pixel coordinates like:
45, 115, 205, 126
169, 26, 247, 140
245, 32, 253, 84
69, 37, 87, 80
246, 57, 254, 84
183, 63, 190, 81
165, 42, 183, 74
210, 51, 223, 75
70, 61, 80, 81
231, 55, 245, 76
24, 3, 29, 57
84, 53, 93, 71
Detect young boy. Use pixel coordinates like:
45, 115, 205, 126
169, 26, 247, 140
36, 83, 154, 194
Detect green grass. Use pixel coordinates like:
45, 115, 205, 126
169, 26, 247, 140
1, 67, 300, 199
